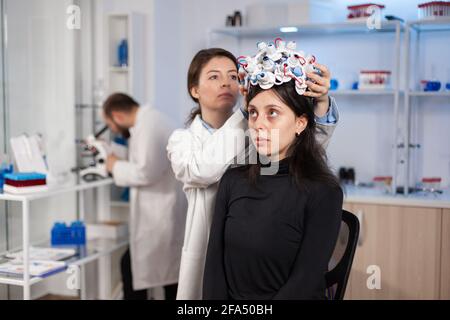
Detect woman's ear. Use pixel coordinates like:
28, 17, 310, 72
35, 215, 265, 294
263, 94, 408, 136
295, 115, 308, 136
111, 110, 122, 123
190, 86, 200, 100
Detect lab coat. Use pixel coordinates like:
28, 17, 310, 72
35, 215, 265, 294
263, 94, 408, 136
167, 108, 337, 300
113, 105, 187, 290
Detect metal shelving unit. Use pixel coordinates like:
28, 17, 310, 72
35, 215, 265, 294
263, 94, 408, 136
209, 20, 402, 38
404, 17, 450, 195
409, 91, 450, 97
331, 89, 399, 96
0, 178, 128, 300
208, 20, 404, 194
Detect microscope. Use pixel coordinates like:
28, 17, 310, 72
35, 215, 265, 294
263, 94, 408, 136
77, 126, 112, 181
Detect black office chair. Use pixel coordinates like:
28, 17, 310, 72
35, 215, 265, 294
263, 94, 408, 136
325, 210, 360, 300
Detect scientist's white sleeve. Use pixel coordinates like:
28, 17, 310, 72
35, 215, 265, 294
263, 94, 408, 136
113, 115, 169, 187
315, 96, 339, 150
167, 110, 247, 189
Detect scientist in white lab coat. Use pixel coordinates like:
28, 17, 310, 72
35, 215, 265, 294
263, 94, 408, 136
167, 48, 339, 299
103, 93, 187, 300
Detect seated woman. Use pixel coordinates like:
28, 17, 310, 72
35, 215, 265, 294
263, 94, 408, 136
203, 41, 343, 300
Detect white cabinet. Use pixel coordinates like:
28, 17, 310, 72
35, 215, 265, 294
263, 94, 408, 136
343, 202, 449, 300
105, 13, 145, 105
353, 204, 441, 300
104, 12, 146, 204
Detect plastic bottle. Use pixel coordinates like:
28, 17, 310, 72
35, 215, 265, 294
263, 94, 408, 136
233, 11, 242, 27
118, 39, 128, 67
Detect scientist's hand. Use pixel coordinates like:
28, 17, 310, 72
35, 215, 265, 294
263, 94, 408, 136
106, 154, 119, 173
239, 72, 249, 109
304, 63, 331, 118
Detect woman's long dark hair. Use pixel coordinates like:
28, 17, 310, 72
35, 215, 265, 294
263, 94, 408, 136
246, 81, 340, 190
185, 48, 238, 126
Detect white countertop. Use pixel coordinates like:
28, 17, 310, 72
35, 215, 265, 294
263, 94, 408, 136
343, 185, 450, 209
0, 178, 114, 202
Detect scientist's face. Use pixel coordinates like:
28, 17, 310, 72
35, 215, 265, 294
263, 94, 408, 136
247, 90, 307, 160
103, 112, 130, 138
104, 113, 120, 133
190, 57, 239, 112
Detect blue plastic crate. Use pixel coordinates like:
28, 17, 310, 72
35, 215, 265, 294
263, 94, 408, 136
0, 164, 14, 192
51, 221, 86, 245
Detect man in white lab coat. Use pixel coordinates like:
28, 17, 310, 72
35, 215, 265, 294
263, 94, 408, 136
103, 93, 186, 300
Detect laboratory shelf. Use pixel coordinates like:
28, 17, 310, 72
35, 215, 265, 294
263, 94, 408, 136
63, 237, 129, 266
408, 17, 450, 32
209, 20, 402, 38
0, 178, 114, 202
110, 200, 130, 208
109, 66, 129, 73
404, 18, 450, 194
331, 89, 398, 96
409, 91, 450, 97
0, 237, 128, 288
0, 274, 43, 286
0, 177, 115, 300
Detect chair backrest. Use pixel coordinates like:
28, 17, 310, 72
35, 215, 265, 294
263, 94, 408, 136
325, 210, 360, 300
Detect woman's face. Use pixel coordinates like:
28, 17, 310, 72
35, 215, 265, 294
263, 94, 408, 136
190, 57, 239, 112
247, 90, 307, 160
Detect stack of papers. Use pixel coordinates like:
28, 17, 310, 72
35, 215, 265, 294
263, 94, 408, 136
6, 247, 76, 261
0, 247, 76, 278
0, 260, 67, 278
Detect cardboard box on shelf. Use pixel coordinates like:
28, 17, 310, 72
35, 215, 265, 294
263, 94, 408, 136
86, 221, 128, 240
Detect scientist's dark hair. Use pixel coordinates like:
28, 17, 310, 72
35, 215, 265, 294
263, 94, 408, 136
186, 48, 238, 125
102, 93, 139, 118
246, 81, 340, 190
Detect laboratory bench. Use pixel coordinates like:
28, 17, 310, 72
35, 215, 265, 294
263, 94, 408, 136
338, 185, 450, 300
344, 185, 450, 209
0, 178, 128, 300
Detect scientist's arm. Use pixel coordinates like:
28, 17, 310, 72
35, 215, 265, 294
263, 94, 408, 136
304, 63, 339, 150
314, 97, 339, 150
273, 184, 343, 300
111, 117, 169, 187
305, 63, 332, 118
167, 110, 247, 188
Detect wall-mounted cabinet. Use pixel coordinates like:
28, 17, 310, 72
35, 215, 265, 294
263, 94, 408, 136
105, 13, 145, 105
104, 12, 146, 204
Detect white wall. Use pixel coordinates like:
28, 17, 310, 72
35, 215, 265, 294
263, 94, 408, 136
153, 0, 183, 124
1, 0, 77, 299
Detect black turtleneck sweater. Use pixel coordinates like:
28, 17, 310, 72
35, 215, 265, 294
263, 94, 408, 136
203, 158, 343, 300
